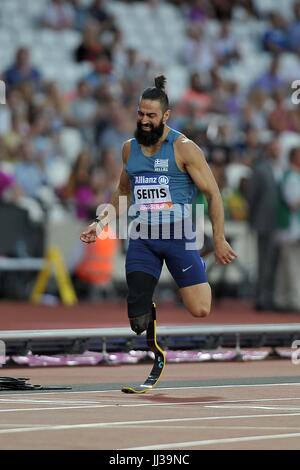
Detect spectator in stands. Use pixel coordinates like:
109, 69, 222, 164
251, 56, 286, 94
69, 0, 88, 31
185, 0, 211, 24
177, 72, 213, 118
288, 0, 300, 53
99, 106, 133, 157
275, 146, 300, 311
235, 126, 262, 166
43, 81, 68, 131
1, 114, 26, 162
66, 79, 100, 148
0, 170, 23, 204
235, 0, 259, 18
60, 151, 95, 220
239, 89, 270, 131
268, 88, 300, 134
262, 12, 289, 54
211, 0, 233, 20
40, 0, 75, 31
183, 24, 216, 74
87, 0, 117, 33
74, 21, 103, 63
222, 81, 245, 121
214, 22, 240, 67
3, 48, 42, 91
119, 48, 149, 92
14, 139, 47, 200
246, 139, 283, 311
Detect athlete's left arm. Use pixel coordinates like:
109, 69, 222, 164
176, 138, 237, 264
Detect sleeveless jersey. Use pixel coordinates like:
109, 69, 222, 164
125, 128, 197, 224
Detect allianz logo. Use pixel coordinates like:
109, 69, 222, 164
158, 175, 169, 185
134, 175, 169, 185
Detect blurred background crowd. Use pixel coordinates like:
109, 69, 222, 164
0, 0, 299, 312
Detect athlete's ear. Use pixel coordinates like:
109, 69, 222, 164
163, 109, 170, 123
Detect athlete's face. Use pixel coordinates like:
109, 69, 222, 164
135, 99, 170, 147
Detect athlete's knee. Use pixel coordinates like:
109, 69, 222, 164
189, 304, 211, 318
126, 271, 157, 335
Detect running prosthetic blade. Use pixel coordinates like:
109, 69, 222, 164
122, 303, 166, 394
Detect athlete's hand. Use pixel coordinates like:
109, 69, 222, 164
214, 238, 237, 265
80, 222, 97, 244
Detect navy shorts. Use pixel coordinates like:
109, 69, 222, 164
125, 228, 208, 288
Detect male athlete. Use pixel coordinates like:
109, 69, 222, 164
80, 75, 237, 392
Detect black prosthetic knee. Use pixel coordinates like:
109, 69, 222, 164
126, 272, 158, 335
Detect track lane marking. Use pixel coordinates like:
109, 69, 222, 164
125, 432, 300, 450
1, 412, 300, 434
1, 382, 300, 397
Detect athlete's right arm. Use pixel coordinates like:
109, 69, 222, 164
80, 141, 131, 244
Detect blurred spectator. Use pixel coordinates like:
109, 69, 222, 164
234, 127, 262, 166
275, 146, 300, 311
177, 72, 212, 118
214, 22, 240, 67
87, 0, 117, 32
69, 0, 89, 31
288, 1, 300, 53
42, 81, 68, 131
183, 25, 216, 74
235, 0, 259, 18
1, 114, 26, 162
0, 170, 23, 203
262, 12, 289, 54
60, 151, 96, 220
99, 106, 133, 157
40, 0, 75, 31
66, 79, 100, 148
3, 48, 42, 91
222, 81, 245, 120
14, 139, 47, 199
74, 21, 103, 63
119, 48, 148, 90
268, 89, 300, 134
240, 89, 270, 131
251, 56, 286, 94
211, 0, 233, 20
246, 139, 283, 310
185, 0, 211, 24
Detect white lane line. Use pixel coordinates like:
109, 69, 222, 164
0, 424, 49, 428
1, 382, 300, 397
0, 401, 296, 414
125, 432, 300, 450
113, 425, 300, 431
0, 405, 119, 413
0, 399, 102, 405
0, 412, 300, 435
2, 396, 300, 411
3, 398, 300, 413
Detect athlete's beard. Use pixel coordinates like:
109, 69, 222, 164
134, 119, 165, 147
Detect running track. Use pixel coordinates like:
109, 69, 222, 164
1, 360, 300, 450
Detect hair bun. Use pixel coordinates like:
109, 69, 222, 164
154, 75, 167, 91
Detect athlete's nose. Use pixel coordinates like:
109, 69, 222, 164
141, 118, 150, 126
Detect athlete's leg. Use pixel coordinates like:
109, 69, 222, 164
179, 282, 211, 317
126, 271, 158, 334
126, 238, 162, 335
164, 237, 211, 318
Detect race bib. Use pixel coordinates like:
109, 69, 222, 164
133, 174, 173, 211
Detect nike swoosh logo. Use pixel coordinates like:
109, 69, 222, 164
182, 265, 193, 272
